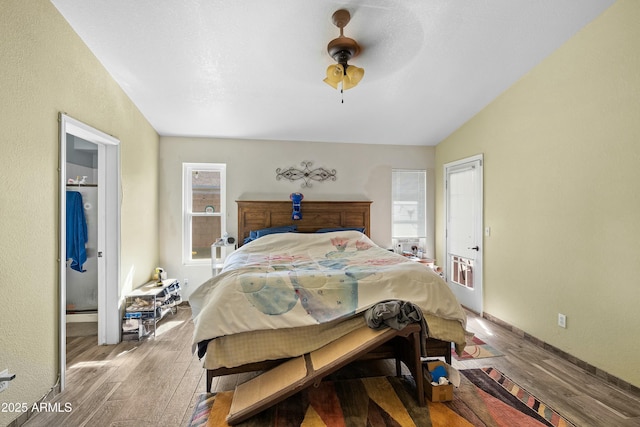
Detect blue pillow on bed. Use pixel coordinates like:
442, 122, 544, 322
316, 227, 365, 233
243, 225, 297, 244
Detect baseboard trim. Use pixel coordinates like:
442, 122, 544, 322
482, 311, 640, 396
7, 382, 61, 427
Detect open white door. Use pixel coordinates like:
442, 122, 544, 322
444, 155, 483, 314
59, 114, 121, 391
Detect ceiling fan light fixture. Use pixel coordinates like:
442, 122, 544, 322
342, 79, 356, 91
342, 66, 362, 90
324, 9, 364, 94
346, 65, 364, 85
323, 64, 344, 89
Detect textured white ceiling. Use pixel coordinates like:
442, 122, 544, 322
50, 0, 614, 146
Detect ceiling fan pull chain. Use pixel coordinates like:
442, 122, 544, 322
341, 88, 344, 104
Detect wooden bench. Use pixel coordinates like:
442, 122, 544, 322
205, 333, 452, 393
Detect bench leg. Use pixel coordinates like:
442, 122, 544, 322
410, 331, 425, 406
206, 370, 213, 393
396, 331, 426, 405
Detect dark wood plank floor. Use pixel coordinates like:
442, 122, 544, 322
22, 305, 640, 426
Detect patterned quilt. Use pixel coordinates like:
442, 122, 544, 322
190, 231, 467, 346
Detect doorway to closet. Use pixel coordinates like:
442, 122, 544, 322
65, 137, 99, 337
58, 114, 121, 391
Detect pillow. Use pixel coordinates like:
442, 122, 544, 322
315, 227, 365, 233
243, 225, 297, 244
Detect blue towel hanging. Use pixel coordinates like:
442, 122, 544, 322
66, 191, 88, 272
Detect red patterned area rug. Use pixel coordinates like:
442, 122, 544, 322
188, 369, 575, 426
452, 335, 504, 360
456, 367, 575, 427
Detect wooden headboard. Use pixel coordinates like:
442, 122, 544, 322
237, 200, 372, 246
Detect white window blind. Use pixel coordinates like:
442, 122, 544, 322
392, 169, 426, 239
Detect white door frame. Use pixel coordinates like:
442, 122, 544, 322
444, 154, 483, 314
59, 113, 121, 390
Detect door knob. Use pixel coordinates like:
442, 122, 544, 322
468, 246, 479, 251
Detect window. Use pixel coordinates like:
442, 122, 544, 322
392, 169, 426, 252
183, 163, 226, 264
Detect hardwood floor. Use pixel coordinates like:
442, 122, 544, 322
22, 305, 640, 426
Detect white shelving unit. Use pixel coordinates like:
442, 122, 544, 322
122, 279, 181, 340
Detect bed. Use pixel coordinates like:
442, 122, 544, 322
189, 200, 467, 406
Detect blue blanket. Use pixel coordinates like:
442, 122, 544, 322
66, 191, 88, 272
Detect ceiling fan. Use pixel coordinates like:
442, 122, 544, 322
323, 9, 365, 96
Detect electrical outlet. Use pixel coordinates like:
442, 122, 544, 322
558, 313, 567, 328
0, 369, 9, 393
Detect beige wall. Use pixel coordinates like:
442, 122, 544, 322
159, 137, 435, 295
0, 1, 159, 423
435, 0, 639, 387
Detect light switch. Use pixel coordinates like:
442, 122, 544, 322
484, 226, 491, 237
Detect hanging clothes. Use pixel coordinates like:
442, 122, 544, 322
66, 191, 88, 272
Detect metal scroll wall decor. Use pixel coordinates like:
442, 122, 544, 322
276, 161, 337, 188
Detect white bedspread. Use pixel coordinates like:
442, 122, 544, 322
190, 231, 466, 346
